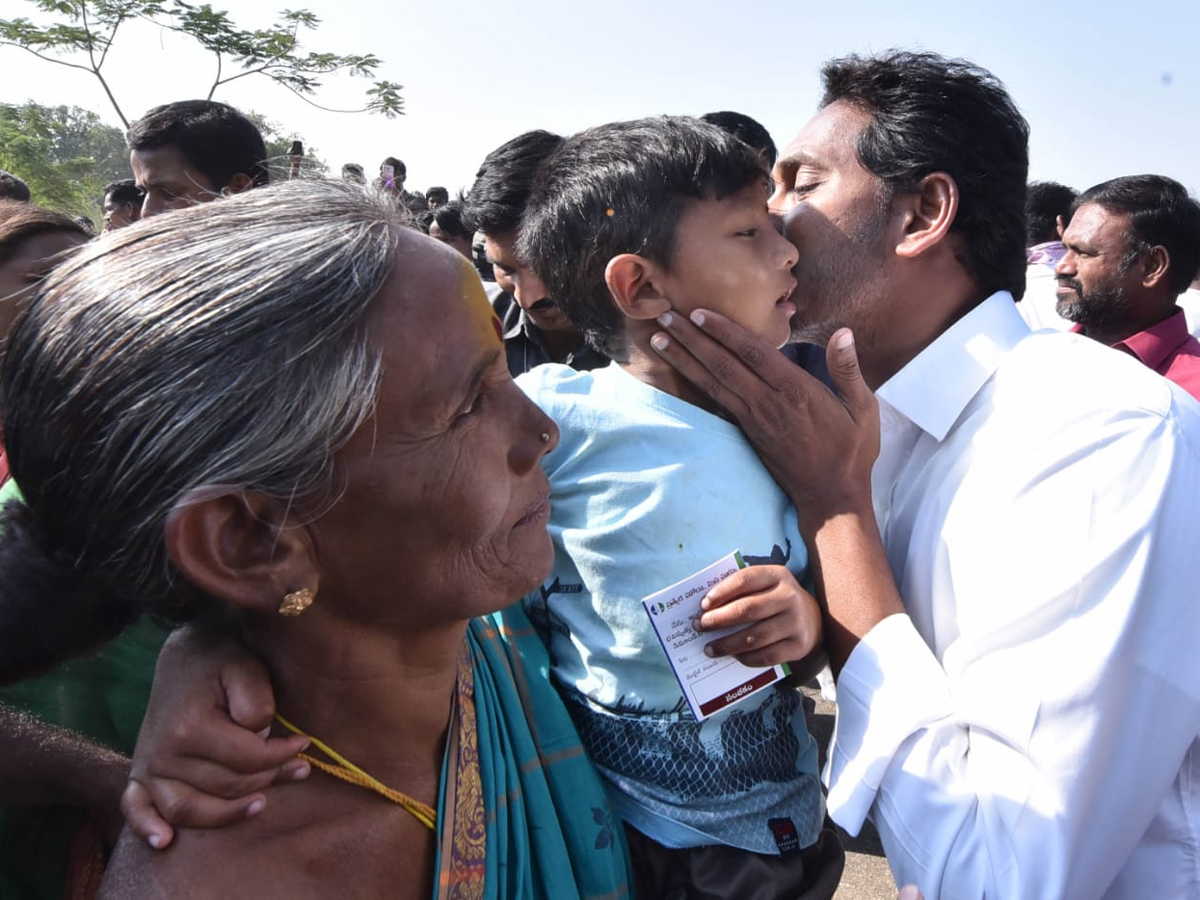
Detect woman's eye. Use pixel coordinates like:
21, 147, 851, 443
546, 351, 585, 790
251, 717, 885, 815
736, 228, 758, 238
791, 183, 819, 197
459, 391, 484, 419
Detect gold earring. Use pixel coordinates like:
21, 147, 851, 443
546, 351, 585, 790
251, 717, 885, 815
278, 588, 315, 617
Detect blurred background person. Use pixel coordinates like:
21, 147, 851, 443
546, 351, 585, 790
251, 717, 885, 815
101, 180, 144, 232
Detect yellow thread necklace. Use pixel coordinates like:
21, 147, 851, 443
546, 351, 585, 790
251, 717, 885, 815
275, 713, 436, 831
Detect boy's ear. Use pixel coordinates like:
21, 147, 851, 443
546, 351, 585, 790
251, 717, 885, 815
164, 489, 318, 617
221, 173, 255, 196
605, 254, 673, 321
893, 172, 959, 260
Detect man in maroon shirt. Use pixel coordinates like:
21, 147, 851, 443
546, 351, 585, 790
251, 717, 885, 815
1056, 174, 1200, 400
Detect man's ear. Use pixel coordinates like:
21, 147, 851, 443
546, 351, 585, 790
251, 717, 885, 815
1139, 245, 1171, 290
222, 173, 255, 196
164, 489, 318, 617
605, 254, 672, 321
894, 172, 959, 260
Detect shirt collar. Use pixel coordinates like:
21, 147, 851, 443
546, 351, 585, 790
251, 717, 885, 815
1111, 308, 1192, 371
876, 292, 1029, 441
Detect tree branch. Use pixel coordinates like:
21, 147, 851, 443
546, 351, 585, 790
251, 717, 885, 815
96, 15, 124, 70
270, 77, 377, 115
207, 50, 221, 101
0, 41, 97, 76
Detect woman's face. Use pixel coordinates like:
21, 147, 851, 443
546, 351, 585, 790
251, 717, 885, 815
308, 230, 559, 626
0, 230, 88, 340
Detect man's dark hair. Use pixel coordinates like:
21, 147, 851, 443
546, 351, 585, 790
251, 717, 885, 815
103, 179, 144, 209
381, 156, 406, 178
1073, 175, 1200, 297
426, 185, 449, 205
701, 110, 778, 169
519, 116, 768, 360
461, 130, 563, 236
128, 100, 269, 189
821, 50, 1030, 300
0, 171, 31, 203
433, 200, 472, 241
1026, 181, 1076, 246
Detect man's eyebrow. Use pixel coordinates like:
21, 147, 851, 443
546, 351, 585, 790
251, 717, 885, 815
775, 149, 823, 172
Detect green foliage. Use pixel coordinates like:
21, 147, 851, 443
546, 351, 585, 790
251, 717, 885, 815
0, 101, 124, 220
242, 110, 329, 181
0, 0, 404, 128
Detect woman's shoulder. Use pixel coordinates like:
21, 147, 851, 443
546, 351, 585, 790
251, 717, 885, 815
100, 786, 434, 899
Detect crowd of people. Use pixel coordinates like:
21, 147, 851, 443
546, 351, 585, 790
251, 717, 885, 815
0, 47, 1198, 900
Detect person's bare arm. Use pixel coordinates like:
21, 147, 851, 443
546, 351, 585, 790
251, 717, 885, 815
651, 310, 904, 672
0, 703, 128, 844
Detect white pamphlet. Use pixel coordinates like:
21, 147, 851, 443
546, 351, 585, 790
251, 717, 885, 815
641, 550, 790, 721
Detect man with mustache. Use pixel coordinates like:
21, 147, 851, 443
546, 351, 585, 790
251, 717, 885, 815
462, 131, 608, 376
1055, 174, 1200, 400
652, 50, 1200, 898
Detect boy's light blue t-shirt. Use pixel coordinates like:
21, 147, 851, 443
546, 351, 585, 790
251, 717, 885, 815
518, 363, 823, 855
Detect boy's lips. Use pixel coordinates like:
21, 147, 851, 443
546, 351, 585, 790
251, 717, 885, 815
776, 282, 797, 313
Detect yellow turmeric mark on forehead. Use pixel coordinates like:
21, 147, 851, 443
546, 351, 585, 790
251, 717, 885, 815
457, 259, 502, 348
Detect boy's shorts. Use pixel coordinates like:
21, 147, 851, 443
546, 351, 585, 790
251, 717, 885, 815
623, 821, 845, 900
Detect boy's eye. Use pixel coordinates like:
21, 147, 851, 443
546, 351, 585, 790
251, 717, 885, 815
736, 228, 758, 238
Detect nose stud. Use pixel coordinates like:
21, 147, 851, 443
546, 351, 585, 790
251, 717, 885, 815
540, 432, 551, 442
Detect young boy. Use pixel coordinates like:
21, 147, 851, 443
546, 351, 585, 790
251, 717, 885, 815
516, 117, 840, 897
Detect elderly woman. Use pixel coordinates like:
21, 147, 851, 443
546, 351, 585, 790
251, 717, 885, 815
0, 180, 630, 898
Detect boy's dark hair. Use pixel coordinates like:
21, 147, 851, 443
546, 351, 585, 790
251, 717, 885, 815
433, 200, 472, 241
1026, 181, 1076, 246
128, 100, 269, 190
0, 171, 31, 203
103, 179, 144, 208
1073, 174, 1200, 297
821, 51, 1030, 300
519, 116, 768, 361
461, 130, 563, 236
426, 185, 449, 205
701, 110, 778, 169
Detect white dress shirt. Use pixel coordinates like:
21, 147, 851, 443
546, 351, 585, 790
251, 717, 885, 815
826, 292, 1200, 899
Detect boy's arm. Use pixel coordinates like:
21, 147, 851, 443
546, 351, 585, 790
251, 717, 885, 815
121, 627, 309, 848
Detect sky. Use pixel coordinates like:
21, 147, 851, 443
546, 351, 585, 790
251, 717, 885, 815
3, 0, 1198, 197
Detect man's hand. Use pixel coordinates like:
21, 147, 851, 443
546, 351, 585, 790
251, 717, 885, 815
122, 629, 310, 849
653, 310, 905, 673
695, 565, 822, 671
650, 311, 879, 533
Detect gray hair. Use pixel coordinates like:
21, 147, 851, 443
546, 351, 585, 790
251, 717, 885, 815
1, 179, 402, 628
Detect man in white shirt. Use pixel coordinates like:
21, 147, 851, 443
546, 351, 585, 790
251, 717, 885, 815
1018, 180, 1076, 332
650, 50, 1200, 898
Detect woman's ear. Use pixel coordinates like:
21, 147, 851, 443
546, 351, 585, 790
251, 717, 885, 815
164, 489, 318, 616
894, 172, 959, 260
605, 254, 673, 321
